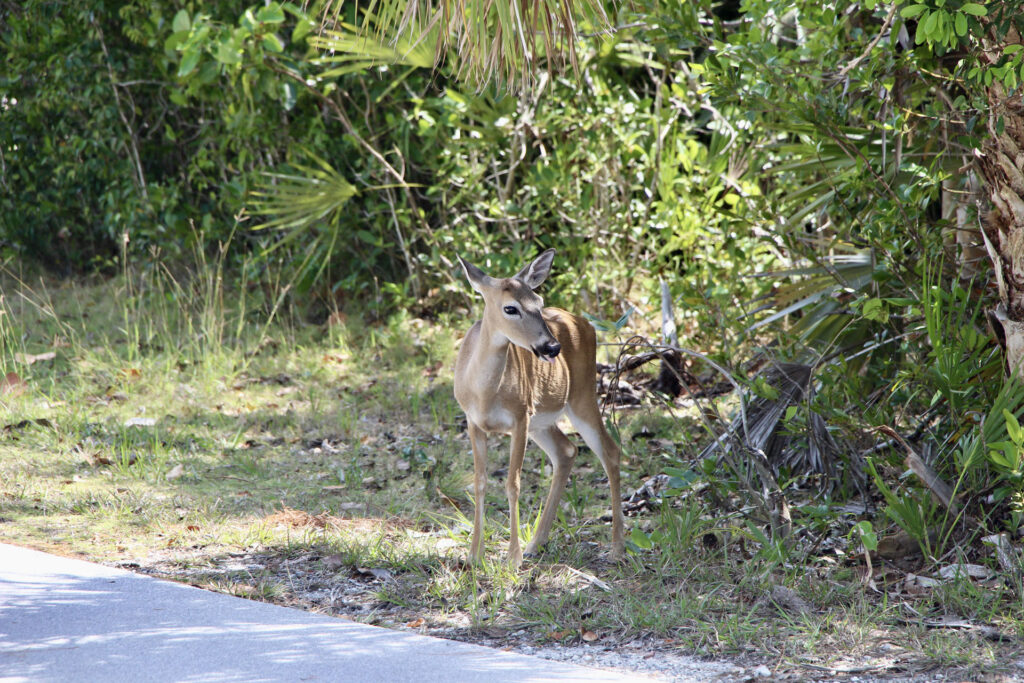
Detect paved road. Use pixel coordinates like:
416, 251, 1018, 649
0, 543, 641, 682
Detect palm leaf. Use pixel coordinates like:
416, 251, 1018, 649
309, 22, 437, 77
248, 152, 358, 236
746, 250, 874, 334
318, 0, 610, 89
699, 362, 861, 492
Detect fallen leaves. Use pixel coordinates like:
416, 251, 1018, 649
14, 351, 56, 365
545, 626, 599, 643
119, 367, 142, 381
936, 563, 994, 581
1, 372, 26, 396
3, 417, 54, 432
768, 585, 813, 615
354, 566, 394, 582
264, 506, 339, 530
322, 554, 346, 571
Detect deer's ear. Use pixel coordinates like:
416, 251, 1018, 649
514, 249, 555, 290
457, 255, 493, 294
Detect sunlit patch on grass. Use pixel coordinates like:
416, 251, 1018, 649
1, 269, 1021, 680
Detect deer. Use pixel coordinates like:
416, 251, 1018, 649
454, 248, 625, 567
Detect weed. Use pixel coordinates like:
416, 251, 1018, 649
0, 267, 1020, 680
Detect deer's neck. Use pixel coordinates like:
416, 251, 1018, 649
472, 318, 515, 391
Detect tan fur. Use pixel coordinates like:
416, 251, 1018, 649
454, 251, 625, 567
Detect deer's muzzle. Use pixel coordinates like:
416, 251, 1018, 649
533, 340, 561, 363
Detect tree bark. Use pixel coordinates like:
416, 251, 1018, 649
978, 27, 1024, 374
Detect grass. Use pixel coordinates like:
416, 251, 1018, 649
1, 263, 1022, 680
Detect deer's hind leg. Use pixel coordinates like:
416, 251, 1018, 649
567, 402, 625, 560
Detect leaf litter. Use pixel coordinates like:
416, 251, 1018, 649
2, 298, 1022, 682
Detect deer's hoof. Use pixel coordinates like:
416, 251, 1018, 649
523, 540, 548, 559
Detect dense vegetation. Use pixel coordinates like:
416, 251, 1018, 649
3, 0, 1024, 674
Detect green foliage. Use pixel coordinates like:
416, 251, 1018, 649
6, 0, 1024, 587
3, 0, 781, 326
0, 0, 320, 268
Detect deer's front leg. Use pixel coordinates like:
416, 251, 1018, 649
505, 420, 528, 568
468, 423, 488, 564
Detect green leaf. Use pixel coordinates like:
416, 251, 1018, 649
614, 306, 635, 332
164, 30, 188, 54
961, 3, 987, 16
1005, 45, 1023, 55
989, 450, 1013, 469
954, 12, 967, 36
197, 60, 219, 85
241, 8, 258, 30
915, 11, 932, 43
930, 10, 949, 42
292, 18, 313, 43
177, 48, 201, 77
751, 376, 780, 400
281, 82, 297, 111
216, 40, 242, 65
262, 34, 284, 53
630, 527, 653, 550
582, 313, 612, 332
172, 9, 190, 34
900, 4, 927, 18
256, 3, 286, 24
853, 521, 878, 551
862, 298, 889, 323
1004, 409, 1022, 444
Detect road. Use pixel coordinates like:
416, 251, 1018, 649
0, 542, 643, 682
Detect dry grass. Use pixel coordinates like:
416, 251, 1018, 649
1, 270, 1022, 681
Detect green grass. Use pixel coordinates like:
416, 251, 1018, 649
1, 265, 1021, 680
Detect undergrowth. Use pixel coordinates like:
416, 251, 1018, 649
0, 264, 1022, 681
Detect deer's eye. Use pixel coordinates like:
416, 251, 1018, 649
503, 305, 520, 316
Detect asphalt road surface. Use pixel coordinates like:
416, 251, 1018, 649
0, 542, 641, 682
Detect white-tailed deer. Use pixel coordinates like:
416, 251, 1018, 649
454, 249, 625, 566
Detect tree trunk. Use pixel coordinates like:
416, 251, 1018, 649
978, 28, 1024, 374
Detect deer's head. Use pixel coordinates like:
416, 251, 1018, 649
457, 249, 561, 362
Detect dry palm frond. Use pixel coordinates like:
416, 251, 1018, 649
699, 362, 863, 492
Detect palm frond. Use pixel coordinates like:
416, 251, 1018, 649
309, 22, 437, 77
318, 0, 610, 89
248, 152, 358, 236
747, 249, 874, 335
699, 362, 862, 492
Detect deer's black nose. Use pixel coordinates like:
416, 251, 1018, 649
541, 341, 561, 358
